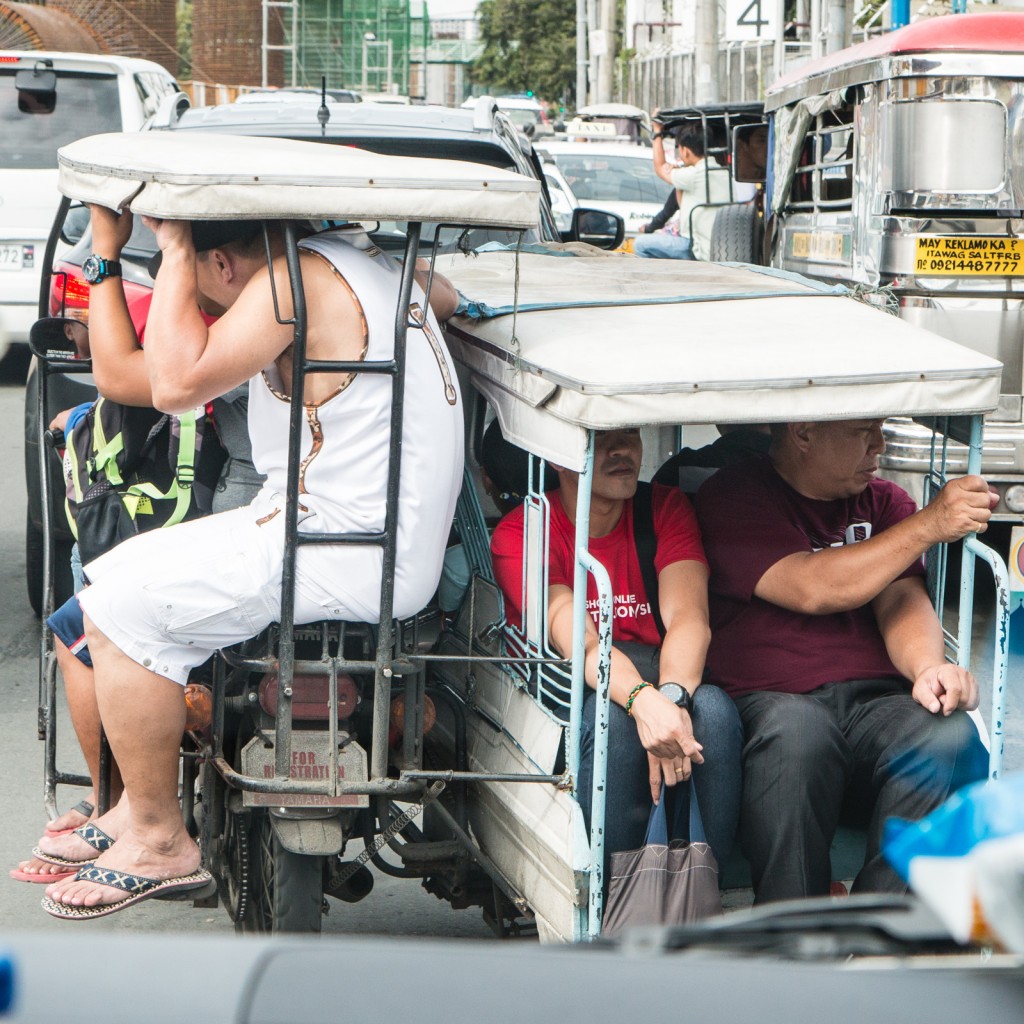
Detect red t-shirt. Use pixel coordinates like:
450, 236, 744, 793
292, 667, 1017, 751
491, 484, 707, 647
694, 456, 925, 697
128, 290, 217, 342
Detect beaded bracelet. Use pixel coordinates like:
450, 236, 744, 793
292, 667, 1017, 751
625, 681, 654, 717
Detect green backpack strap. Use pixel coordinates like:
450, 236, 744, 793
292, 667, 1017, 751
119, 412, 197, 529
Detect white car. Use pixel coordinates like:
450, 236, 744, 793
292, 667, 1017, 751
0, 50, 181, 360
536, 141, 671, 238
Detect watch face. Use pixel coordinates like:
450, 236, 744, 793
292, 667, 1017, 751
659, 682, 686, 706
82, 255, 101, 284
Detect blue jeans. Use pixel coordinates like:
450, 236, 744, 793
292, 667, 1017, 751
633, 232, 694, 260
576, 655, 742, 870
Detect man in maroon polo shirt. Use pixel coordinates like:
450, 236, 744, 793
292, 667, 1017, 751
694, 419, 995, 904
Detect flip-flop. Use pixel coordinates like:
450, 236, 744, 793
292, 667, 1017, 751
43, 800, 94, 839
41, 865, 214, 921
31, 822, 115, 869
9, 865, 78, 884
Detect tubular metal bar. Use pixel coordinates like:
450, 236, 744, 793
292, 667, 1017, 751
274, 221, 308, 779
957, 416, 1012, 780
209, 754, 427, 797
400, 771, 568, 785
369, 224, 422, 783
581, 552, 614, 940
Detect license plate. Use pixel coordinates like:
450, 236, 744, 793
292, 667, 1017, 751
241, 733, 369, 808
0, 244, 32, 271
914, 236, 1024, 276
788, 230, 848, 263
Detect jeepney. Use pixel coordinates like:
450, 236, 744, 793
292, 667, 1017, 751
755, 12, 1024, 521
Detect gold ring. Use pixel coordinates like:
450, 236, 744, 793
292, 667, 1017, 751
674, 768, 685, 775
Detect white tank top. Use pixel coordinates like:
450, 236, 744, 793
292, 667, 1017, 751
247, 230, 464, 622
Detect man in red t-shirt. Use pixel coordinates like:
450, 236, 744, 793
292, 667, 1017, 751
491, 428, 742, 870
695, 419, 995, 904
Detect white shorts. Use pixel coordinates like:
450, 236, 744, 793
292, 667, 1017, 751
78, 502, 372, 686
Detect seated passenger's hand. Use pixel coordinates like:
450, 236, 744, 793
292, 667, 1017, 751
630, 687, 704, 803
911, 662, 979, 716
924, 476, 998, 541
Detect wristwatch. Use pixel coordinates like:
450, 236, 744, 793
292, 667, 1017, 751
658, 681, 694, 715
82, 255, 122, 285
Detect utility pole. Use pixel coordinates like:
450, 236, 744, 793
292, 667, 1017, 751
576, 0, 588, 107
595, 0, 616, 103
825, 0, 849, 53
694, 0, 719, 104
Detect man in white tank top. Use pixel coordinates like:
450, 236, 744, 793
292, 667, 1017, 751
41, 216, 463, 919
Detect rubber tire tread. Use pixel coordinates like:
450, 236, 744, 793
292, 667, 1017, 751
709, 203, 759, 264
244, 811, 323, 935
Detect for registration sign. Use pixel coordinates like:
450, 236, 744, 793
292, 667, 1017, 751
915, 236, 1024, 276
241, 732, 369, 808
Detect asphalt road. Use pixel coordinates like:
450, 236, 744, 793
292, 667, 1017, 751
0, 348, 1020, 941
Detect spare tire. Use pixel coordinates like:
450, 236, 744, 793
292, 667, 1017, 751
710, 203, 761, 264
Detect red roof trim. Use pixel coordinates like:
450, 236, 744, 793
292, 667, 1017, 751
769, 12, 1024, 95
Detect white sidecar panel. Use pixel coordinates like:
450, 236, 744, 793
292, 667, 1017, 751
57, 132, 540, 229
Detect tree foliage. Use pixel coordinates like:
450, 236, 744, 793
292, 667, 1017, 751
471, 0, 578, 106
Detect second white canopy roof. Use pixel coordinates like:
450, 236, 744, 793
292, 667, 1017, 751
57, 131, 541, 229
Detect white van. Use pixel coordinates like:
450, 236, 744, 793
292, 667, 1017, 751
0, 51, 180, 360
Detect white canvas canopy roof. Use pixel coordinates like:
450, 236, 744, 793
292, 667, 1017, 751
439, 251, 1002, 471
56, 132, 540, 229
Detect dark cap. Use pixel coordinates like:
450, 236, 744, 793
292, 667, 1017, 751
147, 219, 263, 279
480, 419, 557, 503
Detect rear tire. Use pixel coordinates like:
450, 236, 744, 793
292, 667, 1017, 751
710, 203, 761, 264
240, 810, 324, 935
26, 519, 74, 618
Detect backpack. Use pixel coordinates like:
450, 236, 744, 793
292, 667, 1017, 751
64, 398, 227, 567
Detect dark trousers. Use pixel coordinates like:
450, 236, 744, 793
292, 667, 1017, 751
576, 642, 743, 871
735, 677, 989, 904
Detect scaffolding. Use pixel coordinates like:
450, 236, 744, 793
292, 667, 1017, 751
262, 0, 427, 97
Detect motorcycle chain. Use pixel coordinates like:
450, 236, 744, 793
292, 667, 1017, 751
332, 780, 446, 888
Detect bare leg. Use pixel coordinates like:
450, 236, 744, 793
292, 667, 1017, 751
45, 616, 199, 909
19, 639, 126, 877
56, 637, 124, 807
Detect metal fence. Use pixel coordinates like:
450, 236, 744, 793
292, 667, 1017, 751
626, 40, 814, 111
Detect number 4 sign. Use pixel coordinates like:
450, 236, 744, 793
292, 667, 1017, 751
725, 0, 781, 41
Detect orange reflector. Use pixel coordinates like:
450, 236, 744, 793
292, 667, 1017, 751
388, 693, 437, 746
184, 683, 213, 732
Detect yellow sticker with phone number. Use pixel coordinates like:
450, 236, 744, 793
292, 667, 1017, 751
915, 236, 1024, 276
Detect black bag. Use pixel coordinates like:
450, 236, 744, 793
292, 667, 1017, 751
65, 398, 226, 566
601, 782, 721, 938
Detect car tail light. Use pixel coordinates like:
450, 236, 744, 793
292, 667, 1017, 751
258, 672, 359, 720
49, 259, 151, 322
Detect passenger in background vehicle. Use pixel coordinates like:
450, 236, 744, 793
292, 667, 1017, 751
694, 419, 993, 903
653, 423, 771, 494
634, 126, 732, 261
491, 428, 742, 875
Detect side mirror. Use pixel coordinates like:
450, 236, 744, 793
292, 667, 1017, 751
733, 123, 769, 184
16, 67, 57, 114
60, 205, 91, 246
565, 208, 625, 250
29, 317, 90, 362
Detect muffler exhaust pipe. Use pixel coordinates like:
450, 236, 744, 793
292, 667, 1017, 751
325, 861, 375, 904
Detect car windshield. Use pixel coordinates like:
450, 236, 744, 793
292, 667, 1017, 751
1, 71, 122, 169
552, 152, 666, 203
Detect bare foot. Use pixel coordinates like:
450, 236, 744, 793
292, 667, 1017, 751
35, 799, 129, 864
44, 826, 200, 909
45, 798, 95, 835
13, 856, 75, 879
